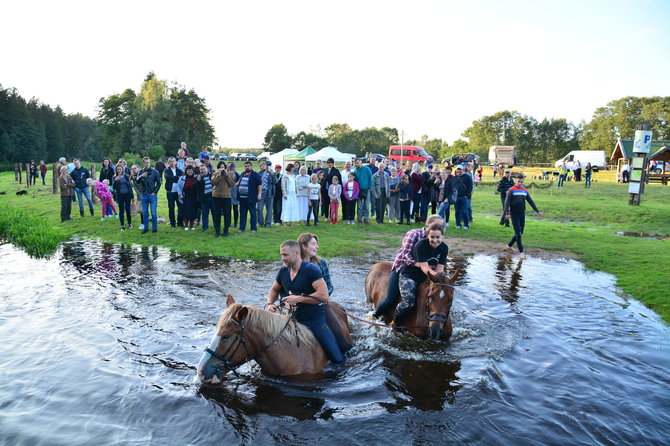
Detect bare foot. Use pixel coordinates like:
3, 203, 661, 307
519, 252, 526, 259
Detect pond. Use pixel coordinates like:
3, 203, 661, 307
0, 241, 668, 445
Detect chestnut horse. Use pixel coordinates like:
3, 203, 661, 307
197, 295, 352, 382
365, 261, 459, 340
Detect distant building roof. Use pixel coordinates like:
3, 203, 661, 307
612, 138, 670, 160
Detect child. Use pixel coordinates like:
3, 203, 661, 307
307, 173, 321, 226
58, 166, 75, 222
397, 175, 412, 225
91, 178, 117, 221
328, 176, 342, 225
342, 172, 359, 224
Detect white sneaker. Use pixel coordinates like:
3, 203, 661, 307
464, 226, 469, 230
139, 224, 145, 230
445, 222, 449, 227
184, 227, 189, 231
456, 226, 462, 229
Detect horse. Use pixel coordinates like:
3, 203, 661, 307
365, 261, 459, 340
197, 295, 352, 382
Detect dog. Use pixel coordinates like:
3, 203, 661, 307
16, 190, 28, 196
0, 191, 6, 195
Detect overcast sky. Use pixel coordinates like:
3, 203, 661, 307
3, 0, 669, 148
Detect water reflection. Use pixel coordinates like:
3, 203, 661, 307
1, 240, 669, 445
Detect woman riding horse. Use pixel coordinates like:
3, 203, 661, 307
373, 214, 444, 318
394, 222, 448, 324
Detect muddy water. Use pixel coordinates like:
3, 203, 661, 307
0, 241, 668, 445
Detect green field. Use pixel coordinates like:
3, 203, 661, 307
1, 168, 669, 324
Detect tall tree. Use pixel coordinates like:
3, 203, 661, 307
293, 131, 328, 151
263, 123, 293, 152
169, 87, 215, 152
96, 88, 137, 160
131, 72, 174, 154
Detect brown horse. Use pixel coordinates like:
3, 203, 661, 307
197, 295, 352, 382
365, 261, 459, 340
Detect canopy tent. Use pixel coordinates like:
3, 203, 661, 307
268, 149, 299, 169
304, 146, 356, 163
284, 146, 317, 161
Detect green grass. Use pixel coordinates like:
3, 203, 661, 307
1, 170, 669, 324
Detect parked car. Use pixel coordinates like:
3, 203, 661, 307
387, 146, 433, 164
228, 152, 242, 160
238, 153, 257, 161
216, 153, 228, 161
446, 153, 480, 166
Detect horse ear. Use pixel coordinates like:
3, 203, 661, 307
234, 306, 248, 323
449, 268, 461, 283
426, 269, 439, 282
226, 294, 236, 307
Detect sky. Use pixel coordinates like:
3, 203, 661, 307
2, 0, 669, 149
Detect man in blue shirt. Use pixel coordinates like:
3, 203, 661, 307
353, 158, 373, 225
266, 240, 345, 363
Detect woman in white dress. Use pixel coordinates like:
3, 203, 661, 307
296, 166, 310, 223
281, 163, 300, 225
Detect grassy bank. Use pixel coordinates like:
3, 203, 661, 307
1, 170, 668, 323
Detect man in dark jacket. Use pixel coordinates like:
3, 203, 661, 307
496, 169, 515, 227
273, 164, 283, 225
450, 166, 473, 229
137, 157, 162, 233
322, 158, 341, 219
237, 161, 263, 232
257, 160, 279, 227
163, 156, 183, 228
70, 158, 95, 217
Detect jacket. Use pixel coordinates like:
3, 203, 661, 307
496, 176, 515, 195
70, 166, 90, 189
98, 166, 115, 183
372, 170, 391, 197
450, 174, 473, 199
504, 185, 540, 215
296, 174, 310, 197
259, 170, 279, 198
59, 174, 75, 196
324, 167, 341, 187
343, 180, 360, 201
210, 169, 236, 198
163, 166, 184, 194
136, 167, 162, 195
236, 170, 262, 204
354, 165, 373, 191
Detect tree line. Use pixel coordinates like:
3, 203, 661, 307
1, 76, 667, 166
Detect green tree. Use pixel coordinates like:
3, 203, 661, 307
131, 73, 174, 153
580, 96, 670, 155
96, 88, 137, 160
293, 131, 328, 151
325, 123, 360, 154
169, 87, 215, 152
263, 123, 294, 151
450, 138, 469, 155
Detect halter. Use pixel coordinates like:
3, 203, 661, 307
204, 309, 295, 378
426, 277, 456, 326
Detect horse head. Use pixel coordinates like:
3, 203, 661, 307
197, 295, 252, 384
424, 269, 460, 340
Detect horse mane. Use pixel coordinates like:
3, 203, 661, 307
218, 303, 321, 350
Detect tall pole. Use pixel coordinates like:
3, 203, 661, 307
400, 130, 404, 168
628, 124, 652, 205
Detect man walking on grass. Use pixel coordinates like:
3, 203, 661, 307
137, 157, 162, 234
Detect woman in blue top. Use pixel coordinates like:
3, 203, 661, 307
298, 233, 333, 295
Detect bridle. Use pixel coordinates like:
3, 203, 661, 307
426, 279, 456, 326
203, 309, 295, 378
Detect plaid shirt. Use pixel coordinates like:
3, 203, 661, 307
391, 228, 425, 272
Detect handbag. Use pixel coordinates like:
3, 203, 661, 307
130, 200, 141, 216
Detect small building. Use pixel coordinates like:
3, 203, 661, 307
611, 138, 670, 182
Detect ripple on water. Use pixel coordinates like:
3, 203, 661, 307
0, 241, 668, 445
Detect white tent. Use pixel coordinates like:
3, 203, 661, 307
268, 149, 299, 169
304, 146, 356, 163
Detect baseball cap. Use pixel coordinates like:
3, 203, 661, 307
505, 169, 511, 173
427, 164, 433, 168
266, 160, 272, 166
456, 166, 462, 170
275, 164, 282, 169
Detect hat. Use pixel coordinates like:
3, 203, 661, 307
266, 160, 272, 166
275, 164, 282, 169
505, 169, 511, 173
427, 164, 433, 168
456, 166, 462, 170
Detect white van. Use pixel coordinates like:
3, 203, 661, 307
555, 150, 606, 171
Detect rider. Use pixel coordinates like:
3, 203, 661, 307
266, 240, 345, 363
373, 214, 444, 319
394, 222, 448, 324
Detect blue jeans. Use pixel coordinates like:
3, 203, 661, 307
455, 197, 469, 227
74, 187, 94, 214
438, 201, 451, 223
141, 193, 158, 231
420, 192, 429, 219
166, 191, 181, 227
585, 173, 592, 188
557, 174, 566, 188
200, 195, 212, 230
256, 190, 273, 226
357, 190, 370, 223
299, 312, 345, 364
239, 200, 257, 231
411, 191, 421, 218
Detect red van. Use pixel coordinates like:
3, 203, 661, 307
387, 145, 434, 163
